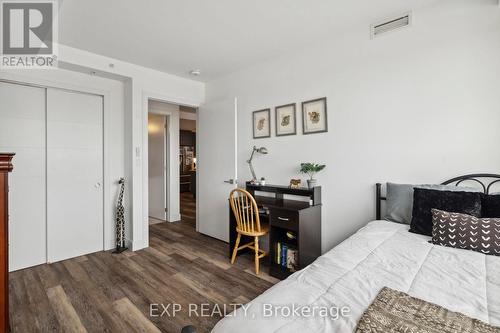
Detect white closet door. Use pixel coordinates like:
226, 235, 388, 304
0, 82, 47, 271
47, 89, 104, 263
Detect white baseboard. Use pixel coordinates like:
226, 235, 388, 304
168, 213, 182, 222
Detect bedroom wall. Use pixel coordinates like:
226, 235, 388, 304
205, 0, 500, 252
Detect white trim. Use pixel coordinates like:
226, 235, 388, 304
102, 90, 114, 250
234, 98, 238, 186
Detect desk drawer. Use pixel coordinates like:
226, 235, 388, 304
270, 209, 298, 231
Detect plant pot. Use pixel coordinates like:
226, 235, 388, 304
307, 179, 317, 189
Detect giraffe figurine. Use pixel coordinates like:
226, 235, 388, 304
113, 177, 128, 253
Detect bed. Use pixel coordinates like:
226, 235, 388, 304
212, 174, 500, 333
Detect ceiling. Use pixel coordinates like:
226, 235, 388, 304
58, 0, 438, 82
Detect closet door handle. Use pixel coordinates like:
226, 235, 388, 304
95, 182, 101, 189
278, 217, 289, 221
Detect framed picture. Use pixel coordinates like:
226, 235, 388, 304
302, 97, 327, 134
275, 103, 296, 137
253, 109, 271, 139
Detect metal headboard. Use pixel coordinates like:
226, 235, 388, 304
375, 173, 500, 220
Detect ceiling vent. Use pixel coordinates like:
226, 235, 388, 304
371, 13, 412, 38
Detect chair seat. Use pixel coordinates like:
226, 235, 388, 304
236, 223, 269, 237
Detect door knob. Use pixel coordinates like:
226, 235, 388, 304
224, 179, 237, 185
95, 182, 101, 188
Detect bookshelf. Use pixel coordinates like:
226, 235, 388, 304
229, 183, 322, 280
268, 202, 321, 279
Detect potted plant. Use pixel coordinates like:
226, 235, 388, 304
300, 163, 326, 188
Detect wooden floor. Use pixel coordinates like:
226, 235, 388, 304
9, 193, 278, 333
180, 192, 197, 229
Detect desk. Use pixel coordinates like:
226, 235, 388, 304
229, 183, 322, 280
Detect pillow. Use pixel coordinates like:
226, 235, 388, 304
385, 183, 481, 225
431, 209, 500, 256
410, 188, 482, 236
481, 193, 500, 218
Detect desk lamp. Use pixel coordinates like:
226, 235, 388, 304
247, 146, 268, 183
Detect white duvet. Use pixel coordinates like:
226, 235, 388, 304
212, 220, 500, 332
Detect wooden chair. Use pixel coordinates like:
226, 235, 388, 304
229, 188, 269, 274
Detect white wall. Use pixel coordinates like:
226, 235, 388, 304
0, 68, 126, 251
205, 1, 500, 252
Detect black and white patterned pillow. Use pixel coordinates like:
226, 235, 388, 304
431, 209, 500, 256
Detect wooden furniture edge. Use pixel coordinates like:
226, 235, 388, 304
0, 154, 15, 173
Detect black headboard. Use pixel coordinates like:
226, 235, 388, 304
376, 173, 500, 220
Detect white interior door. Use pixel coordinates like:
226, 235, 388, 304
47, 89, 104, 263
198, 98, 237, 242
0, 82, 47, 271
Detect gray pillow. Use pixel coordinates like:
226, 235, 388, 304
431, 209, 500, 256
384, 182, 482, 224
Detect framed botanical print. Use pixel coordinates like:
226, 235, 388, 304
275, 103, 296, 136
253, 109, 271, 139
302, 97, 327, 134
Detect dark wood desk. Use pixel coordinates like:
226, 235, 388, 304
229, 183, 322, 279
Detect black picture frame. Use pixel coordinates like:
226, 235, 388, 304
252, 108, 271, 139
302, 97, 328, 135
275, 103, 297, 137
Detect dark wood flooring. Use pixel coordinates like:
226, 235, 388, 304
180, 192, 196, 229
9, 193, 278, 333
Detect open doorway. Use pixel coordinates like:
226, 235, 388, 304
148, 110, 167, 224
179, 106, 197, 229
147, 99, 197, 230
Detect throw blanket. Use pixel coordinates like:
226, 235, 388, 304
356, 287, 500, 333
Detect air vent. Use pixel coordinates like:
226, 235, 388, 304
371, 13, 412, 38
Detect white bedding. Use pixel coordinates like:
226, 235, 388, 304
212, 220, 500, 332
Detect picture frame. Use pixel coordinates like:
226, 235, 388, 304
302, 97, 327, 134
275, 103, 296, 137
253, 108, 271, 139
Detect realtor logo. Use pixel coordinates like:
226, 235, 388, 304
1, 0, 58, 68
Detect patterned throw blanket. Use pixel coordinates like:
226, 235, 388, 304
356, 287, 500, 333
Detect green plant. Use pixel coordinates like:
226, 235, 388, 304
299, 163, 326, 180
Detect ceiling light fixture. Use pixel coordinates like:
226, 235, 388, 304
189, 69, 201, 76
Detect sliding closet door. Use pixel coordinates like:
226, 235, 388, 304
46, 89, 104, 263
0, 82, 47, 271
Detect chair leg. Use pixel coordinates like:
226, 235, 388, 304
254, 236, 260, 275
231, 233, 241, 264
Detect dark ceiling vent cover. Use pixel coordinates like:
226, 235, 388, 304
371, 13, 412, 38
